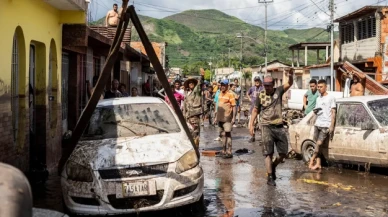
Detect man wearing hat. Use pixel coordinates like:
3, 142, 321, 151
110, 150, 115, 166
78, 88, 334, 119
216, 79, 236, 159
183, 70, 204, 149
249, 69, 294, 186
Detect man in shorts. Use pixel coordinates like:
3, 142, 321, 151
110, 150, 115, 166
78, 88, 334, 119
215, 79, 236, 159
249, 69, 294, 186
247, 76, 264, 142
310, 79, 336, 170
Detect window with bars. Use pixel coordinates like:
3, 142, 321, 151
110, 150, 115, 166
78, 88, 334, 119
357, 17, 376, 40
11, 33, 19, 143
341, 23, 354, 44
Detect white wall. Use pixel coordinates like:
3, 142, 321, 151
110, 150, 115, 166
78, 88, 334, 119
341, 37, 377, 61
309, 67, 332, 90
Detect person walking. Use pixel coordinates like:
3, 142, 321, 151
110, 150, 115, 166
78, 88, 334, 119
213, 82, 222, 141
119, 83, 130, 97
183, 70, 204, 149
229, 83, 239, 128
234, 78, 242, 125
104, 79, 122, 99
247, 76, 264, 142
216, 79, 236, 159
164, 84, 184, 110
249, 69, 294, 186
131, 87, 139, 97
309, 79, 337, 170
303, 79, 319, 115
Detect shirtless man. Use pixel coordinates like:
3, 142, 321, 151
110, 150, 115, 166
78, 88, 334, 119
105, 4, 119, 27
350, 72, 366, 96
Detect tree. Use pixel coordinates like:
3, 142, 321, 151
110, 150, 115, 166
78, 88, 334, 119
204, 69, 211, 81
242, 70, 252, 90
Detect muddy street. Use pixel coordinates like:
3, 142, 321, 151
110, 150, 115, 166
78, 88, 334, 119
33, 124, 388, 217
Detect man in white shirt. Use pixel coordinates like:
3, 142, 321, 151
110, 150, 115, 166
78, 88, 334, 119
310, 79, 337, 170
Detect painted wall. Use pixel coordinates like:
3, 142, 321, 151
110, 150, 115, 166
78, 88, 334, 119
0, 0, 85, 172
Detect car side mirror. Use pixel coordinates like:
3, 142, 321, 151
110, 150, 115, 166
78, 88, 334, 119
361, 122, 376, 131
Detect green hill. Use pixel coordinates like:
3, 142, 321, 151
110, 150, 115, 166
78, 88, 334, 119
92, 10, 337, 70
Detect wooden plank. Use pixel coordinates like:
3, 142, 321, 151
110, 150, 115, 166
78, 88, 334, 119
58, 0, 131, 174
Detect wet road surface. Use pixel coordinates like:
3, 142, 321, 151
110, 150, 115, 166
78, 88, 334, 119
33, 124, 388, 217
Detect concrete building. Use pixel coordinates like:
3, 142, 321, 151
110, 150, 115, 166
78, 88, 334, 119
0, 0, 87, 173
335, 6, 388, 87
250, 60, 290, 86
215, 68, 234, 81
62, 24, 149, 132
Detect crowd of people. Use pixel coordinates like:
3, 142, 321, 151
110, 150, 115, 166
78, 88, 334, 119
90, 67, 362, 187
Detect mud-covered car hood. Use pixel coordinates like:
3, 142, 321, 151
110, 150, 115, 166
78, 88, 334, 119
69, 133, 193, 170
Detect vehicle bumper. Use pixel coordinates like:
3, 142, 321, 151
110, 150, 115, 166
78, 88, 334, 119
61, 165, 204, 215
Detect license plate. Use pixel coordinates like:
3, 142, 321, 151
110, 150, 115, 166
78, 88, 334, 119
116, 181, 156, 198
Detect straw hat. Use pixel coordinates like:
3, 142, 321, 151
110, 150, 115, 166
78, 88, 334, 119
184, 77, 198, 89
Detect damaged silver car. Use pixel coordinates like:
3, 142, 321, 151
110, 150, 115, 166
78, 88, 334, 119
61, 97, 204, 215
289, 96, 388, 167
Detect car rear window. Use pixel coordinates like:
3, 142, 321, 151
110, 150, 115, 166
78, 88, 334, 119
81, 103, 181, 140
368, 99, 388, 127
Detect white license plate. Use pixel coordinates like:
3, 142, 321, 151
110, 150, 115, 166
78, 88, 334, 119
116, 181, 156, 198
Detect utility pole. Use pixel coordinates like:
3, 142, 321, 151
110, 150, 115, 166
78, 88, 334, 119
259, 0, 273, 75
240, 32, 243, 88
329, 0, 335, 91
240, 32, 243, 73
228, 48, 231, 68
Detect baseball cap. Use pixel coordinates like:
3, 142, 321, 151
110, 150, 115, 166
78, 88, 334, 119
220, 79, 229, 85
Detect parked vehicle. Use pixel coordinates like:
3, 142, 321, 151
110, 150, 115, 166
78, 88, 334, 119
61, 97, 204, 215
286, 89, 346, 111
289, 96, 388, 166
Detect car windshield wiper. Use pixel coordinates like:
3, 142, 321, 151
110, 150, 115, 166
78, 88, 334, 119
119, 120, 170, 133
103, 121, 146, 136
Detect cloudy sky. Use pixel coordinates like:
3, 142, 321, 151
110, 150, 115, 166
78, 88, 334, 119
90, 0, 388, 30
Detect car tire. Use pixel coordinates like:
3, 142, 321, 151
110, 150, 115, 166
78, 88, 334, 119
302, 140, 316, 163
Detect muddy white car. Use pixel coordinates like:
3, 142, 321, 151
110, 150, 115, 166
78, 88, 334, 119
61, 97, 204, 215
289, 96, 388, 166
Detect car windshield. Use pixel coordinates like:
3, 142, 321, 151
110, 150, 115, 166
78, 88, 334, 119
81, 103, 181, 140
367, 99, 388, 127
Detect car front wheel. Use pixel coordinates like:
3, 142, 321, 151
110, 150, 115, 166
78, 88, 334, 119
302, 141, 316, 163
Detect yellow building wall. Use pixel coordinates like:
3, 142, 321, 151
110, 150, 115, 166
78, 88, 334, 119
0, 0, 85, 171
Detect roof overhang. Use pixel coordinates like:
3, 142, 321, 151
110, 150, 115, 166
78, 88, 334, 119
334, 6, 385, 22
289, 42, 331, 50
44, 0, 87, 11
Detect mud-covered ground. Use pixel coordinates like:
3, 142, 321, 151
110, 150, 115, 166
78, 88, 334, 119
33, 124, 388, 217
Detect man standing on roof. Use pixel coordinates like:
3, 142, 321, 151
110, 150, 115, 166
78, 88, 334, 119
183, 70, 204, 149
247, 76, 264, 142
249, 69, 294, 186
105, 4, 119, 27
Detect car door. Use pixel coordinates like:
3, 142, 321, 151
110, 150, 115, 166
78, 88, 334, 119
331, 103, 379, 164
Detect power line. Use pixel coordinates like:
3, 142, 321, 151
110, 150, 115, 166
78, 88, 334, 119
309, 0, 330, 16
